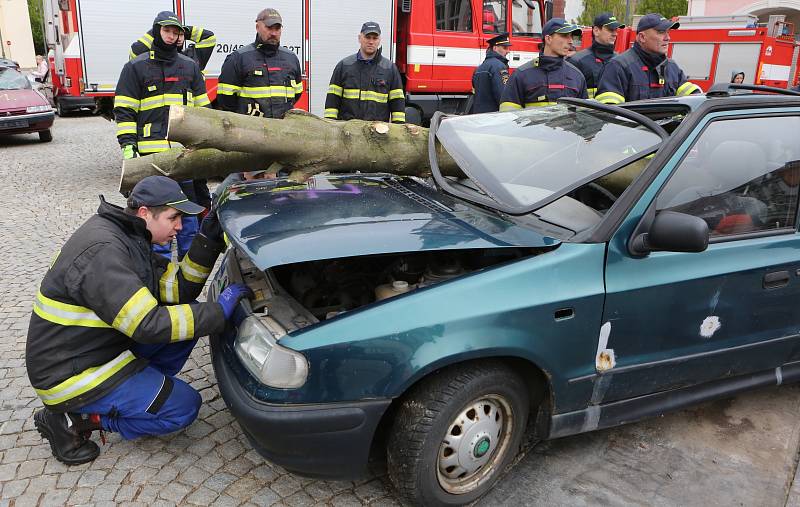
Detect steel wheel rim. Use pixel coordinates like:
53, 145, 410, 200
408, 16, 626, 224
436, 394, 514, 495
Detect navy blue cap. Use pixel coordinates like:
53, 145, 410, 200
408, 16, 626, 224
153, 11, 187, 32
594, 13, 625, 29
487, 32, 511, 46
130, 176, 204, 214
637, 13, 679, 32
361, 21, 381, 35
542, 18, 582, 37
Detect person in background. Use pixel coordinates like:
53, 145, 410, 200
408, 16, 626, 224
471, 32, 512, 113
568, 13, 625, 98
30, 55, 49, 82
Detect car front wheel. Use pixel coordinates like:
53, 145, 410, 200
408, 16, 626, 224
387, 362, 530, 506
39, 129, 52, 142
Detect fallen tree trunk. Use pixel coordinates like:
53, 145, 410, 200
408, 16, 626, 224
166, 106, 462, 180
119, 148, 272, 194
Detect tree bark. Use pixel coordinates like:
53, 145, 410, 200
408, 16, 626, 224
165, 106, 462, 180
119, 148, 273, 194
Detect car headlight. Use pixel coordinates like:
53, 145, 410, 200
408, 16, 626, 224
26, 105, 51, 113
234, 315, 308, 389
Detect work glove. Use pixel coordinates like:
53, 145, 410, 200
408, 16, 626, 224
199, 209, 223, 243
122, 145, 139, 160
218, 283, 253, 321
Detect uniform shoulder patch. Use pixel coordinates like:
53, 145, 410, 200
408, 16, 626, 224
500, 69, 510, 85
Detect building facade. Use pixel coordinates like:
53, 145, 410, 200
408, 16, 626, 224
0, 0, 36, 67
688, 0, 800, 29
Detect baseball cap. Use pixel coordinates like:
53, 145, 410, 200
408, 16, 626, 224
487, 33, 512, 47
542, 18, 582, 37
361, 21, 381, 35
637, 13, 679, 32
130, 176, 205, 214
594, 13, 625, 29
257, 8, 283, 27
153, 11, 187, 32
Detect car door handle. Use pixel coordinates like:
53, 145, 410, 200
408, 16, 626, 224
764, 270, 790, 289
437, 49, 446, 57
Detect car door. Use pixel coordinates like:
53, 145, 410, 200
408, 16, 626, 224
599, 111, 800, 402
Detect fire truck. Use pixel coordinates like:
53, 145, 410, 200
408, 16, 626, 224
41, 0, 551, 120
579, 13, 800, 92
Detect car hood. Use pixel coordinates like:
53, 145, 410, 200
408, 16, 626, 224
0, 88, 47, 111
217, 174, 560, 270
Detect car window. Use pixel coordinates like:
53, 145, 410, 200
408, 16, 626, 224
0, 67, 31, 90
511, 0, 542, 37
481, 1, 507, 34
436, 0, 473, 32
657, 115, 800, 238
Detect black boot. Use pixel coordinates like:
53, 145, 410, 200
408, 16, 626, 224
34, 408, 100, 465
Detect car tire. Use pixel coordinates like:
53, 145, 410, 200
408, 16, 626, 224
387, 361, 530, 506
55, 100, 67, 117
39, 129, 53, 143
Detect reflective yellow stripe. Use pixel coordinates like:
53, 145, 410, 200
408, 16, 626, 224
324, 108, 339, 119
116, 121, 137, 136
33, 290, 111, 328
524, 101, 557, 107
194, 93, 211, 107
677, 81, 701, 96
191, 26, 201, 42
342, 88, 360, 99
114, 95, 140, 111
159, 262, 180, 303
389, 88, 404, 100
596, 91, 625, 104
35, 350, 136, 406
128, 49, 137, 61
239, 85, 295, 98
139, 93, 186, 111
341, 89, 390, 103
179, 254, 212, 284
291, 80, 303, 94
112, 287, 158, 337
327, 84, 343, 96
167, 304, 195, 342
138, 140, 172, 153
217, 83, 241, 95
195, 34, 216, 49
391, 111, 406, 122
143, 123, 152, 137
587, 87, 597, 99
499, 102, 523, 111
139, 33, 153, 47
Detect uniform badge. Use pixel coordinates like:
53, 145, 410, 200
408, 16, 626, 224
500, 69, 509, 85
254, 70, 263, 76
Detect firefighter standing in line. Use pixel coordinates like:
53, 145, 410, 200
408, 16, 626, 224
568, 13, 624, 99
129, 23, 216, 71
470, 32, 512, 113
324, 22, 405, 123
127, 15, 216, 260
27, 176, 252, 464
217, 8, 303, 119
115, 13, 211, 261
595, 13, 701, 105
499, 18, 587, 112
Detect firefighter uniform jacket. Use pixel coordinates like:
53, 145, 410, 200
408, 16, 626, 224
217, 38, 303, 119
114, 52, 210, 155
324, 49, 405, 123
595, 43, 701, 105
129, 26, 217, 71
471, 49, 510, 113
499, 55, 588, 111
26, 199, 226, 413
568, 41, 616, 99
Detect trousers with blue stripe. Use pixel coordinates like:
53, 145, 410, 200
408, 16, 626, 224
76, 338, 201, 440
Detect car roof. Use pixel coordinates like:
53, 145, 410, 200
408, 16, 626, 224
0, 58, 20, 69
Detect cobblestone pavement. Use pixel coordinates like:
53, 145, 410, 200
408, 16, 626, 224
2, 116, 800, 507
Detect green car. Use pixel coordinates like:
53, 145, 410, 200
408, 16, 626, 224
210, 86, 800, 506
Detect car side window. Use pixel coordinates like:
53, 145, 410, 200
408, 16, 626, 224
435, 0, 474, 32
481, 1, 507, 34
656, 116, 800, 238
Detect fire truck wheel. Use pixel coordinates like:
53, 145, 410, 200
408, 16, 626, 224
387, 361, 530, 506
55, 100, 67, 117
39, 129, 53, 143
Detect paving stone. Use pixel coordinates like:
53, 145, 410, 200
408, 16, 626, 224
10, 493, 41, 507
223, 456, 256, 476
251, 464, 279, 483
354, 479, 389, 503
114, 485, 140, 503
186, 486, 220, 505
271, 475, 302, 498
25, 474, 57, 494
67, 487, 93, 504
211, 493, 242, 507
250, 488, 282, 507
0, 463, 17, 481
303, 481, 335, 502
78, 469, 107, 487
283, 491, 316, 507
0, 479, 28, 499
157, 481, 192, 503
329, 492, 364, 507
40, 489, 71, 506
134, 484, 161, 504
0, 419, 24, 435
91, 484, 120, 502
179, 465, 212, 486
226, 476, 262, 500
2, 446, 29, 464
127, 466, 159, 485
206, 471, 239, 493
150, 464, 180, 484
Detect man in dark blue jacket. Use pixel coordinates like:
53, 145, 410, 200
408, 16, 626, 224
596, 13, 700, 104
471, 33, 512, 113
500, 19, 587, 111
568, 13, 624, 98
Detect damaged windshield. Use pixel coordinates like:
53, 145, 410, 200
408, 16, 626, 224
436, 104, 662, 212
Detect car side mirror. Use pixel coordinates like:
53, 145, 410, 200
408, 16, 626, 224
629, 211, 709, 255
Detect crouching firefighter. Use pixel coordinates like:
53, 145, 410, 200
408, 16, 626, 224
26, 176, 252, 464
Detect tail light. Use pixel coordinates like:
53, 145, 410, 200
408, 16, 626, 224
64, 76, 71, 88
79, 79, 85, 94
